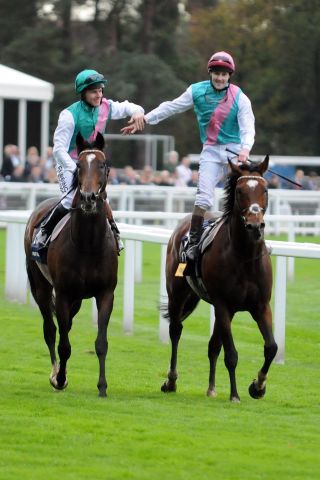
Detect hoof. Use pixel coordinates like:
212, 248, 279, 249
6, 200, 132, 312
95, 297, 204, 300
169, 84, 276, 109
230, 396, 241, 403
49, 374, 68, 391
249, 380, 266, 399
207, 388, 217, 398
161, 381, 176, 393
98, 390, 107, 398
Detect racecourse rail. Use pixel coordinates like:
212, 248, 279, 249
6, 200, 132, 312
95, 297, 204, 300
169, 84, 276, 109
1, 210, 320, 365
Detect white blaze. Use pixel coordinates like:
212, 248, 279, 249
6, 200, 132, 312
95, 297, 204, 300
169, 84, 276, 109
247, 179, 258, 189
86, 153, 96, 168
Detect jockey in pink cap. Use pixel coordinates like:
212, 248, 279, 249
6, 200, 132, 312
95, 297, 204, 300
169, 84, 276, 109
122, 50, 255, 262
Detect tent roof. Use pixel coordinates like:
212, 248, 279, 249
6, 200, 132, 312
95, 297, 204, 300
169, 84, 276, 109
0, 64, 54, 102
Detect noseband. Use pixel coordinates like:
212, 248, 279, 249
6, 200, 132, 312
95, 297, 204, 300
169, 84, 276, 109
236, 175, 268, 226
76, 149, 109, 212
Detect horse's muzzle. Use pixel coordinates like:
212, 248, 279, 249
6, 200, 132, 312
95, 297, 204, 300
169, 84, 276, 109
245, 221, 265, 240
80, 191, 97, 213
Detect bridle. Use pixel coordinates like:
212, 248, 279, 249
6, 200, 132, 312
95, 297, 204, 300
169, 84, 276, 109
236, 175, 268, 227
74, 149, 109, 211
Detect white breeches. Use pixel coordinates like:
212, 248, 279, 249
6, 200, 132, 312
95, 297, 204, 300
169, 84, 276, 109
55, 160, 77, 209
195, 143, 241, 211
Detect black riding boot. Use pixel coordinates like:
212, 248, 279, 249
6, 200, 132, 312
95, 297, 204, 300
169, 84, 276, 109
185, 213, 204, 262
109, 219, 124, 255
34, 203, 69, 249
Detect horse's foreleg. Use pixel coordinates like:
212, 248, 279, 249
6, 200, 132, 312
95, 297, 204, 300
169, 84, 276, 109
249, 305, 278, 399
207, 325, 223, 397
95, 292, 114, 397
215, 307, 240, 402
52, 297, 72, 390
161, 320, 183, 393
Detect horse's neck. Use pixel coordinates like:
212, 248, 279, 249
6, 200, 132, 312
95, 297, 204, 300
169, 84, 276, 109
71, 209, 108, 250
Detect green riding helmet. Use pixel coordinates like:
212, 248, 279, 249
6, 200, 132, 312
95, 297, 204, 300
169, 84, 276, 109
75, 69, 107, 94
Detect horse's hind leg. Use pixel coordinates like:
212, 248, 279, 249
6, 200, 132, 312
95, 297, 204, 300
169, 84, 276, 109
26, 261, 58, 379
161, 286, 199, 393
249, 304, 278, 399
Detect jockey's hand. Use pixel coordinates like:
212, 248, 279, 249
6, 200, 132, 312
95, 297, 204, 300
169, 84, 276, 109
238, 148, 250, 164
121, 114, 146, 135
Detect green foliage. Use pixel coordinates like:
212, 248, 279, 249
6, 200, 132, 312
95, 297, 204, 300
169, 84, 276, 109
2, 0, 320, 156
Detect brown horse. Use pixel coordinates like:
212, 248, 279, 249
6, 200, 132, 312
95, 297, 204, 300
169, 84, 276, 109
24, 133, 118, 397
162, 157, 277, 402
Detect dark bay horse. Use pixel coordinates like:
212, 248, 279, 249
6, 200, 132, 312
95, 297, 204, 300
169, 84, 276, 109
24, 133, 118, 397
162, 157, 277, 402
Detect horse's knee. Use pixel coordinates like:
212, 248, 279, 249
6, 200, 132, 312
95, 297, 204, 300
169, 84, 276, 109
95, 338, 108, 357
264, 342, 278, 362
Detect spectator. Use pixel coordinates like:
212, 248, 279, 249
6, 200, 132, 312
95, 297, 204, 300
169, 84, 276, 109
175, 156, 192, 186
1, 144, 22, 180
267, 174, 280, 189
24, 146, 42, 178
11, 164, 26, 182
292, 169, 311, 190
164, 150, 179, 175
120, 165, 140, 185
187, 169, 199, 187
27, 165, 45, 183
155, 169, 174, 186
44, 167, 58, 184
108, 167, 120, 185
307, 171, 319, 190
140, 165, 155, 185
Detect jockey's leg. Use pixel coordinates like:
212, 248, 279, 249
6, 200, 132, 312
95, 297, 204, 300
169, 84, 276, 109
33, 167, 75, 250
185, 206, 205, 262
33, 203, 69, 249
105, 201, 124, 254
185, 146, 226, 262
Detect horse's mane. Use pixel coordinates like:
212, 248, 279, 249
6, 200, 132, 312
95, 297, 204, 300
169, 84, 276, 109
222, 163, 263, 218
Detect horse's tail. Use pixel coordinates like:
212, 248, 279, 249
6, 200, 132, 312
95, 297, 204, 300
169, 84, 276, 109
159, 301, 170, 320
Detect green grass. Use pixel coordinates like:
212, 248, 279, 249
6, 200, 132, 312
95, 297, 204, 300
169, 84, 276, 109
0, 230, 319, 480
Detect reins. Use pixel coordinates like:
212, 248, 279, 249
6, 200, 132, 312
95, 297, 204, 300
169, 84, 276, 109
226, 148, 302, 188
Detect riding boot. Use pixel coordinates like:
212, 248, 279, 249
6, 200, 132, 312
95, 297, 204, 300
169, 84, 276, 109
33, 204, 69, 250
109, 219, 124, 255
185, 209, 205, 262
104, 200, 124, 254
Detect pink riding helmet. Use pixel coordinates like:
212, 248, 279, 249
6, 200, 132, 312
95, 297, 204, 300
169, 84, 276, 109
207, 51, 235, 73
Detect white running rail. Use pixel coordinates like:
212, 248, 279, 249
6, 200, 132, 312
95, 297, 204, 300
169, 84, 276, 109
1, 210, 320, 365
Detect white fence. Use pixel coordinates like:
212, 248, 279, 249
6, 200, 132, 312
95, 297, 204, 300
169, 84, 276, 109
1, 181, 320, 219
1, 210, 320, 365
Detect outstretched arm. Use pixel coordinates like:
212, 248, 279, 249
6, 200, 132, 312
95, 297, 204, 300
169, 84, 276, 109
121, 86, 193, 135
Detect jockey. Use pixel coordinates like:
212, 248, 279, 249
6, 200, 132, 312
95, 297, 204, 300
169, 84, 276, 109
33, 68, 145, 253
122, 51, 255, 262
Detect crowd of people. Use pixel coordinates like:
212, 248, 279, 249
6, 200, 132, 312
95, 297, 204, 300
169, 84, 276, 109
1, 144, 319, 191
1, 144, 57, 183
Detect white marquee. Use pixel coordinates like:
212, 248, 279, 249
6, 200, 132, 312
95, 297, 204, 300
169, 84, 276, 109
0, 64, 54, 166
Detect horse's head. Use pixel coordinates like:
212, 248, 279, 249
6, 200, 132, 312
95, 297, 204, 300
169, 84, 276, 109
75, 132, 109, 214
227, 156, 269, 241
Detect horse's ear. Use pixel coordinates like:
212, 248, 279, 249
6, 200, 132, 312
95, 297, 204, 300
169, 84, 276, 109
228, 159, 243, 176
259, 155, 269, 175
76, 132, 86, 154
94, 132, 105, 152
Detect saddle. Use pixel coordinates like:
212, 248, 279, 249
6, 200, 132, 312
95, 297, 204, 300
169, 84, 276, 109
31, 214, 71, 264
175, 215, 226, 303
